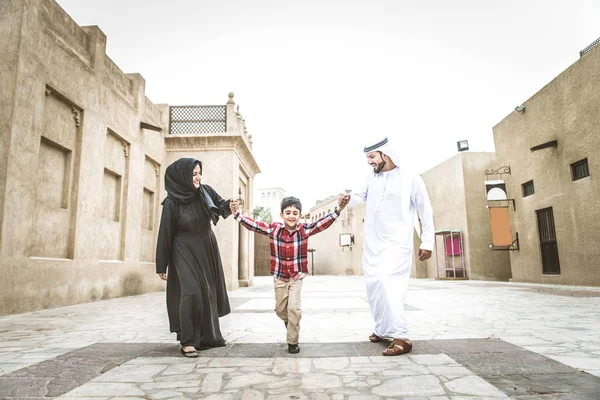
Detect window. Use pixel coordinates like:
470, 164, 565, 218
522, 180, 534, 197
571, 158, 589, 181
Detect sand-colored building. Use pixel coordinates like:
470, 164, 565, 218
416, 152, 511, 281
492, 38, 600, 286
0, 0, 259, 315
306, 197, 365, 276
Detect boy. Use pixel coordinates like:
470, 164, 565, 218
229, 195, 349, 353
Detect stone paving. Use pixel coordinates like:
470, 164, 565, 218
1, 276, 600, 399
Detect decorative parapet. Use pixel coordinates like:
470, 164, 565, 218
170, 105, 227, 134
580, 37, 600, 57
169, 93, 253, 149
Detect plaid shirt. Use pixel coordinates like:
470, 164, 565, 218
234, 210, 340, 281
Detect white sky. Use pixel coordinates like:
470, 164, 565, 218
56, 0, 599, 209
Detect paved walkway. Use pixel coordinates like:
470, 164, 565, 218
1, 276, 600, 399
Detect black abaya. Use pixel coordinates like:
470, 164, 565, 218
156, 169, 231, 349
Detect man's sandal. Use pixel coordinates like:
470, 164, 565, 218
382, 339, 412, 356
369, 333, 384, 343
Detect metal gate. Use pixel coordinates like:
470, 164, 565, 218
536, 207, 561, 274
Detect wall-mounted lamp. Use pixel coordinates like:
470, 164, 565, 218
457, 140, 469, 152
515, 105, 525, 112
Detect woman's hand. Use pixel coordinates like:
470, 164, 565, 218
229, 199, 239, 214
158, 273, 167, 281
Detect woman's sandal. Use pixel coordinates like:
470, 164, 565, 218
180, 346, 199, 358
382, 339, 412, 356
369, 333, 384, 343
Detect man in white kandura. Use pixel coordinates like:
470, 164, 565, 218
347, 137, 434, 356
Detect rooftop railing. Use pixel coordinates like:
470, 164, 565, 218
169, 105, 227, 134
580, 37, 600, 57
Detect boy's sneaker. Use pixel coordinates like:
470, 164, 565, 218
288, 344, 300, 354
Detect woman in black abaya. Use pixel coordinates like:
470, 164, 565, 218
156, 158, 232, 357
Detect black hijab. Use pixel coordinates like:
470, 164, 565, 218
164, 158, 220, 225
164, 158, 200, 203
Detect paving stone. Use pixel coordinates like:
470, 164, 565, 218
128, 356, 203, 365
155, 372, 205, 382
371, 375, 446, 397
266, 392, 308, 400
380, 364, 431, 376
523, 372, 600, 394
240, 388, 265, 400
160, 363, 197, 375
226, 343, 280, 358
93, 364, 166, 382
254, 378, 301, 390
481, 374, 561, 397
347, 395, 380, 400
366, 377, 382, 385
2, 276, 599, 399
346, 380, 369, 388
0, 363, 26, 375
300, 373, 343, 389
201, 372, 223, 392
202, 394, 235, 400
349, 356, 373, 364
225, 372, 279, 389
325, 388, 361, 395
196, 367, 237, 373
272, 358, 313, 374
444, 375, 507, 397
313, 357, 350, 370
427, 365, 473, 379
428, 338, 523, 354
208, 358, 273, 367
0, 378, 52, 397
139, 380, 202, 390
60, 382, 145, 396
451, 352, 577, 375
368, 356, 406, 364
150, 389, 185, 399
410, 354, 456, 365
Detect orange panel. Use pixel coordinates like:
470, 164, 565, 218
490, 207, 513, 246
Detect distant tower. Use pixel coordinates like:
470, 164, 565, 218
257, 187, 287, 222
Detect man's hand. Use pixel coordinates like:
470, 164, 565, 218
158, 273, 167, 281
418, 249, 432, 261
338, 194, 350, 211
229, 199, 239, 214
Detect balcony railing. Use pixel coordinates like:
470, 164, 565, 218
580, 37, 600, 57
169, 105, 226, 134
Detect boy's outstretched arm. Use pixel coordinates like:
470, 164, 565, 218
230, 199, 274, 236
304, 193, 348, 237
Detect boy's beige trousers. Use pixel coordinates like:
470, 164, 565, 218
273, 274, 305, 345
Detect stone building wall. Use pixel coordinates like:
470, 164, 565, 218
492, 40, 600, 286
0, 0, 260, 314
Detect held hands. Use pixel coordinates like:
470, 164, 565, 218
337, 193, 351, 211
229, 199, 239, 215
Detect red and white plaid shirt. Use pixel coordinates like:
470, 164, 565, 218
234, 210, 339, 281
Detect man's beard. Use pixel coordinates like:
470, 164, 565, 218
373, 160, 386, 173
